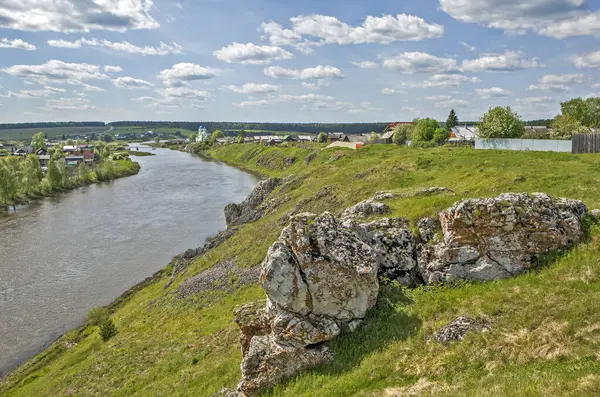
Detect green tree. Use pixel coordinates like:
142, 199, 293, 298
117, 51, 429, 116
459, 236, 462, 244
154, 136, 160, 145
559, 97, 600, 129
31, 132, 46, 151
101, 134, 114, 143
237, 130, 246, 144
392, 124, 413, 145
87, 307, 109, 326
0, 157, 20, 204
99, 319, 118, 341
551, 114, 591, 139
65, 138, 74, 146
412, 118, 440, 143
45, 159, 64, 189
22, 155, 42, 194
433, 128, 450, 145
446, 109, 458, 130
77, 162, 92, 183
211, 129, 225, 143
317, 132, 327, 143
477, 106, 524, 139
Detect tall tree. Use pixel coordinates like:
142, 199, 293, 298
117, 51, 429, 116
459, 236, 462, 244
31, 132, 46, 151
22, 155, 42, 193
446, 109, 458, 130
478, 106, 524, 139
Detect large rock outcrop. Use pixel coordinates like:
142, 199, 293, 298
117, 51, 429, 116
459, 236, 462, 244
224, 178, 282, 227
419, 193, 588, 284
229, 192, 589, 395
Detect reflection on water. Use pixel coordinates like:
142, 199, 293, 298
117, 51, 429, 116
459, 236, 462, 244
0, 146, 257, 376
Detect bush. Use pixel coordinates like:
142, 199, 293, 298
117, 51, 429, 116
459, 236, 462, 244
87, 306, 109, 326
478, 106, 524, 138
550, 115, 591, 139
412, 118, 440, 143
317, 132, 327, 143
99, 319, 118, 341
433, 128, 450, 145
392, 124, 413, 145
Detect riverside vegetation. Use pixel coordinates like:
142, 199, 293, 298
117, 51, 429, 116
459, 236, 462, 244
2, 143, 600, 396
0, 154, 140, 209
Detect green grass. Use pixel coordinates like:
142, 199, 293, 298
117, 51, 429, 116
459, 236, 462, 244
0, 127, 107, 141
3, 144, 600, 396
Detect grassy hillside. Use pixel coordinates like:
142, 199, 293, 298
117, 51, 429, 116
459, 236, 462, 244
2, 144, 600, 396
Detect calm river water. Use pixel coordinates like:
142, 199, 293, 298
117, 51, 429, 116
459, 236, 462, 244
0, 146, 257, 376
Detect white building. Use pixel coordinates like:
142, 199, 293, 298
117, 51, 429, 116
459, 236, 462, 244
197, 126, 209, 142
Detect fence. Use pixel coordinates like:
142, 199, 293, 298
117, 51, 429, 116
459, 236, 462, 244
572, 134, 600, 154
474, 138, 572, 153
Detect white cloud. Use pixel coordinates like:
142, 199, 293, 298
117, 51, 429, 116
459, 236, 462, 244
383, 52, 458, 74
264, 65, 344, 80
572, 50, 600, 68
527, 73, 584, 92
424, 95, 451, 101
2, 60, 109, 87
439, 0, 596, 39
436, 99, 469, 108
213, 42, 293, 64
515, 96, 553, 104
260, 21, 303, 46
135, 86, 209, 109
381, 88, 397, 95
158, 63, 220, 87
0, 38, 36, 50
175, 2, 183, 10
48, 38, 183, 56
461, 50, 542, 72
113, 77, 154, 89
279, 14, 443, 46
234, 99, 270, 108
0, 0, 159, 33
352, 61, 378, 69
302, 80, 328, 90
224, 83, 280, 94
475, 87, 511, 99
422, 74, 478, 88
43, 97, 94, 111
4, 85, 66, 99
460, 41, 476, 51
104, 65, 123, 73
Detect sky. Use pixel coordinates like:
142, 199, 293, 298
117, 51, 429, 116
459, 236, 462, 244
1, 0, 600, 123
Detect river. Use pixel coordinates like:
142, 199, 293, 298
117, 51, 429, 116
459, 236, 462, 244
0, 146, 258, 377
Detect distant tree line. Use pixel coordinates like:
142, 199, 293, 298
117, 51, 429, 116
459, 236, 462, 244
108, 121, 391, 135
0, 122, 105, 130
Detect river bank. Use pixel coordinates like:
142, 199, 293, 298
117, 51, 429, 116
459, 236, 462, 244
0, 147, 258, 379
3, 144, 600, 396
0, 160, 140, 211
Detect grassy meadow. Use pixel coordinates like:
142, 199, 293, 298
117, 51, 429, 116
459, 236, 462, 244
2, 144, 600, 396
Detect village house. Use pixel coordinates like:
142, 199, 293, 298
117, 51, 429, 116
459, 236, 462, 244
327, 132, 348, 142
14, 146, 34, 156
64, 155, 84, 166
35, 148, 48, 155
62, 145, 78, 153
297, 135, 315, 142
38, 155, 50, 167
449, 126, 478, 144
346, 135, 370, 144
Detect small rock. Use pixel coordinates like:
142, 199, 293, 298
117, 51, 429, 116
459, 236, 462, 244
373, 191, 397, 201
434, 316, 491, 344
591, 209, 600, 220
183, 248, 197, 259
514, 175, 526, 182
417, 217, 441, 244
342, 198, 390, 220
415, 187, 455, 197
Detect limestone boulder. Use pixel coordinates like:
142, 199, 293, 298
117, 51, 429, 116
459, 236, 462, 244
262, 212, 379, 321
420, 193, 588, 283
238, 335, 331, 396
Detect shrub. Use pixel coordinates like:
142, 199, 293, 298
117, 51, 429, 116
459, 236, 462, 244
412, 118, 440, 143
87, 306, 109, 326
478, 106, 524, 138
392, 124, 413, 145
433, 127, 450, 145
317, 132, 327, 143
99, 319, 118, 341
